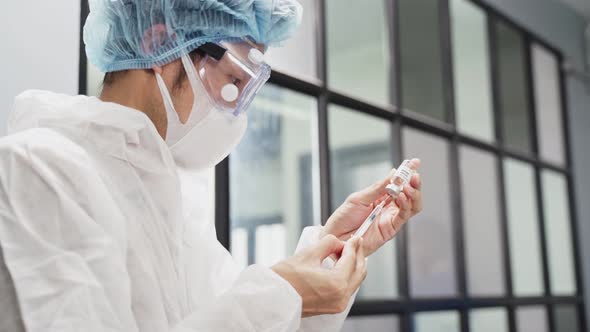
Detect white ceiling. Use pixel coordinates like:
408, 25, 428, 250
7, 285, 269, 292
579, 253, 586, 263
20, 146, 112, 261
557, 0, 590, 21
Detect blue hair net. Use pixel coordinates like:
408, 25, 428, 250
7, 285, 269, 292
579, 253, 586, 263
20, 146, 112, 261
84, 0, 302, 72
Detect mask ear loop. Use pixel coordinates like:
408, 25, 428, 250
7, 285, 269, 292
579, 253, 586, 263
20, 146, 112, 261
155, 72, 182, 125
181, 53, 213, 125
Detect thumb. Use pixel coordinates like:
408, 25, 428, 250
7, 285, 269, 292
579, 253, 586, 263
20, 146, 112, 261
348, 158, 421, 206
315, 235, 345, 262
334, 237, 361, 275
348, 170, 395, 206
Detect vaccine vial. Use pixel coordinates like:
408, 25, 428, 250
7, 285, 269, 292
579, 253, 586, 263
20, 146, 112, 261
386, 160, 414, 198
352, 159, 417, 239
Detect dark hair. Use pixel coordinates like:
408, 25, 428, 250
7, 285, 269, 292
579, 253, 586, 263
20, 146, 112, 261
102, 70, 127, 87
102, 49, 202, 91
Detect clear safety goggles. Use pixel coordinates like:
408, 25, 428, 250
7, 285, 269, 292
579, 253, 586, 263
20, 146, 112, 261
195, 39, 271, 116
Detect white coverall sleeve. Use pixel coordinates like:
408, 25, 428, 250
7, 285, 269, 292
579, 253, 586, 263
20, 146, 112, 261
0, 133, 304, 332
174, 265, 302, 332
295, 226, 357, 332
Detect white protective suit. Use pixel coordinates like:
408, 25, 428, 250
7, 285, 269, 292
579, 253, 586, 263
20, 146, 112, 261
0, 90, 354, 332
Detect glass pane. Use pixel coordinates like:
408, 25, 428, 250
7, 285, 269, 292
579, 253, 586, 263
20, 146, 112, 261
460, 146, 505, 296
230, 85, 319, 266
255, 224, 287, 266
470, 308, 509, 332
553, 305, 580, 332
414, 311, 460, 332
342, 315, 399, 332
451, 0, 494, 141
494, 21, 533, 153
266, 0, 318, 81
531, 44, 566, 165
541, 170, 576, 294
326, 0, 391, 106
504, 159, 543, 296
399, 0, 446, 122
516, 306, 548, 332
329, 105, 397, 299
404, 128, 457, 297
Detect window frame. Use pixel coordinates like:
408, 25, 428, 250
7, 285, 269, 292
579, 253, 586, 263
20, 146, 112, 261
77, 0, 587, 331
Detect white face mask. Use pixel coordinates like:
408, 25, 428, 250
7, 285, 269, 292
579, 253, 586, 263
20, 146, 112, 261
155, 54, 248, 171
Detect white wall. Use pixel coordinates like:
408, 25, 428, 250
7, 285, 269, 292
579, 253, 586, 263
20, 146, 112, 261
0, 1, 81, 132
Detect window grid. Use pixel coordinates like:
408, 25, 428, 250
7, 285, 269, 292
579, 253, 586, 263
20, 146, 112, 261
74, 0, 586, 331
489, 15, 516, 332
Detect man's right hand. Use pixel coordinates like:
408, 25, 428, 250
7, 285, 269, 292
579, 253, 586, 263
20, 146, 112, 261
271, 235, 367, 317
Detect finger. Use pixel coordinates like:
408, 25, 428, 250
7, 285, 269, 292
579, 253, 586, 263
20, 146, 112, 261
409, 158, 421, 170
347, 172, 393, 206
327, 253, 340, 263
395, 192, 412, 220
403, 182, 417, 201
410, 173, 422, 190
350, 238, 368, 290
355, 238, 366, 272
316, 234, 346, 262
334, 237, 361, 276
406, 182, 422, 214
379, 195, 410, 241
378, 206, 400, 240
347, 159, 420, 206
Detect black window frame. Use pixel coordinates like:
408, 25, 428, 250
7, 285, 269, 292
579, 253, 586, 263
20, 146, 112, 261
77, 0, 587, 331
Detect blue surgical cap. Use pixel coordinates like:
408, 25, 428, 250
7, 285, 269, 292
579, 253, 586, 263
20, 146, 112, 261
84, 0, 302, 73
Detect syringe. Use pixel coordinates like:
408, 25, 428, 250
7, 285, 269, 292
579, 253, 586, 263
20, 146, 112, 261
352, 197, 391, 238
351, 159, 415, 239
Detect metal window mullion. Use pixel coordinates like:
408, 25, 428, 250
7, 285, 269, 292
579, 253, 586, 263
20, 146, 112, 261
450, 136, 468, 332
440, 0, 456, 128
214, 159, 231, 249
457, 135, 500, 155
79, 0, 89, 95
488, 15, 517, 332
316, 0, 331, 224
317, 94, 331, 224
502, 150, 572, 174
399, 112, 455, 139
389, 0, 411, 330
349, 296, 583, 316
557, 51, 588, 331
524, 34, 556, 332
470, 0, 561, 57
328, 90, 397, 120
524, 36, 540, 157
440, 0, 469, 331
394, 117, 411, 332
268, 70, 323, 97
524, 33, 562, 332
533, 164, 557, 331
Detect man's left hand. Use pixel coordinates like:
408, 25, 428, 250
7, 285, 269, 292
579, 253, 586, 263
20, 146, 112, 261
321, 159, 422, 256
